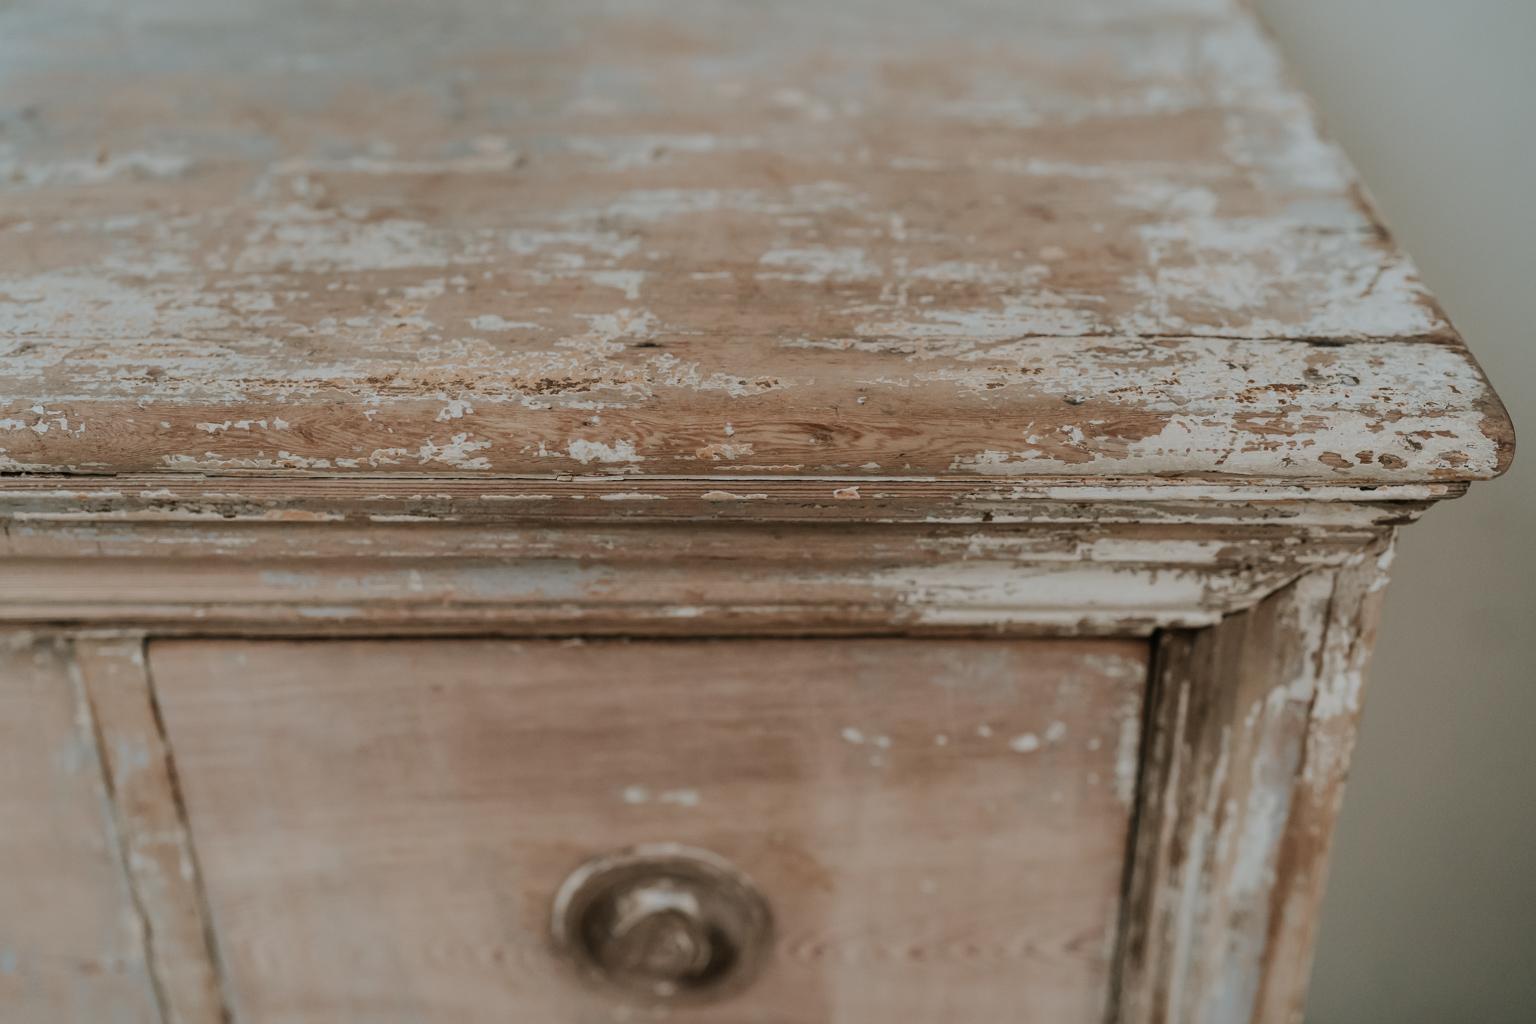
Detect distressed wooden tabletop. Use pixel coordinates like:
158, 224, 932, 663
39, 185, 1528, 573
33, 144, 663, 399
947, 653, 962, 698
0, 0, 1513, 484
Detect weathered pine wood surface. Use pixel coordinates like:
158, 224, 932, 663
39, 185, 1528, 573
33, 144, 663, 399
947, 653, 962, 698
0, 0, 1513, 485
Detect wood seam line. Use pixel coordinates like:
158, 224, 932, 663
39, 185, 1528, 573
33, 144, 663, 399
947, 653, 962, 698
140, 640, 240, 1024
1216, 530, 1393, 621
1104, 628, 1172, 1024
69, 634, 173, 1022
1155, 633, 1191, 1021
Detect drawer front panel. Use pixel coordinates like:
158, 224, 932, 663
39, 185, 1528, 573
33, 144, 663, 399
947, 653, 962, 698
149, 638, 1148, 1022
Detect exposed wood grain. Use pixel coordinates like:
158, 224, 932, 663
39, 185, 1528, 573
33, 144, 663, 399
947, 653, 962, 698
0, 633, 160, 1023
73, 637, 229, 1024
148, 637, 1148, 1022
0, 0, 1512, 483
1113, 535, 1394, 1024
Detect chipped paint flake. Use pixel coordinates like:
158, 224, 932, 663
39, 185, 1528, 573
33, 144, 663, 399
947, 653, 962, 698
565, 439, 642, 465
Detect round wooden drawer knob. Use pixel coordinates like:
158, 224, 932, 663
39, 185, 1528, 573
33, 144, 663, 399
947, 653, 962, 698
551, 844, 772, 1002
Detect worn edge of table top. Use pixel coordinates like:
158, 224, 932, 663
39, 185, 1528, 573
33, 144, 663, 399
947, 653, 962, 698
0, 0, 1514, 494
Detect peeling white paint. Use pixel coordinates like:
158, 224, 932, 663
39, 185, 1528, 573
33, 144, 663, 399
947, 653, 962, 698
565, 439, 642, 465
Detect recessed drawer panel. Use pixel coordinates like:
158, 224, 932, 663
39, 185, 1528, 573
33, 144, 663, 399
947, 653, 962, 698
149, 638, 1147, 1023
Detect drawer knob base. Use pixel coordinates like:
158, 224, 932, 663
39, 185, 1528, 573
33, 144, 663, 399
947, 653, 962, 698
550, 844, 772, 1003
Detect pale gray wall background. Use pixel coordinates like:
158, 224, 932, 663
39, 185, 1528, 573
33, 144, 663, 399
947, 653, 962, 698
1250, 2, 1536, 1021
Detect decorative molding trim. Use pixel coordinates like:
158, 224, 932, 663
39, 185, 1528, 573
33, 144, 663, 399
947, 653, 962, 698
0, 474, 1459, 525
73, 636, 231, 1024
5, 519, 1397, 637
1, 474, 1427, 635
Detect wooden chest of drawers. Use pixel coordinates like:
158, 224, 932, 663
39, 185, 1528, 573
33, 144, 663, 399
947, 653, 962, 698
0, 0, 1512, 1021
